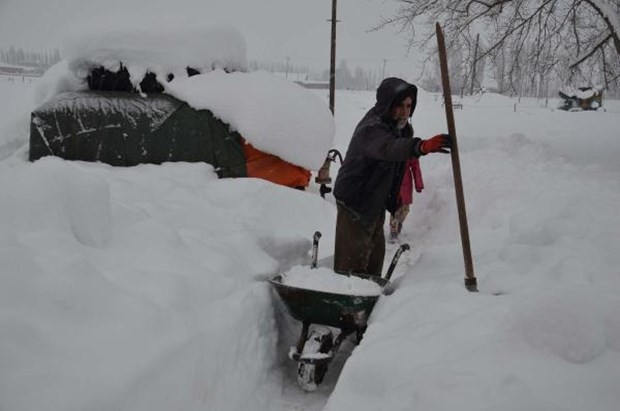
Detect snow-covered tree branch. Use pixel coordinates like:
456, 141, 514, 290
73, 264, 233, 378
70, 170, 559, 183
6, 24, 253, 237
381, 0, 620, 95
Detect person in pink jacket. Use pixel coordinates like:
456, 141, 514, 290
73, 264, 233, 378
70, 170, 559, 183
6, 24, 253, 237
389, 157, 424, 242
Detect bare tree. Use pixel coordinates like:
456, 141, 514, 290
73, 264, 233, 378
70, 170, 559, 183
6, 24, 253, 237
379, 0, 620, 95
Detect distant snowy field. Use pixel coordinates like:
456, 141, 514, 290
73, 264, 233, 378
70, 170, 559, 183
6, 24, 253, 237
1, 74, 619, 411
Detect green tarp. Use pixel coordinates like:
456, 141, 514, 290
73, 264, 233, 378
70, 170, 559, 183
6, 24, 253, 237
29, 91, 247, 178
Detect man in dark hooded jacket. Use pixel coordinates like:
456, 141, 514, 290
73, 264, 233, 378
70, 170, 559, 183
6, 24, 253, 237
333, 77, 451, 276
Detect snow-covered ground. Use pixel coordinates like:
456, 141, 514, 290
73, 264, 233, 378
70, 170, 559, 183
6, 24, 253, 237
1, 74, 619, 411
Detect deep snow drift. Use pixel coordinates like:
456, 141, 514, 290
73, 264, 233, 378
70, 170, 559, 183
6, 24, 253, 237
1, 75, 619, 411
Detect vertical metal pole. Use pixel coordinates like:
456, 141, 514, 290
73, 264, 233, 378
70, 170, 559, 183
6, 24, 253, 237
329, 0, 338, 114
436, 23, 478, 292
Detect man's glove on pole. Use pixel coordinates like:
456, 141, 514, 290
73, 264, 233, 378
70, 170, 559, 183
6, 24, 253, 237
420, 134, 452, 154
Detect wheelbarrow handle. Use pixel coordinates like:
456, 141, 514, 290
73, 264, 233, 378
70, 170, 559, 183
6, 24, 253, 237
383, 243, 410, 281
311, 231, 322, 269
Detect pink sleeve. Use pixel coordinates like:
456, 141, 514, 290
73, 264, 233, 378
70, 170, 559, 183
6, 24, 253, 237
413, 158, 424, 192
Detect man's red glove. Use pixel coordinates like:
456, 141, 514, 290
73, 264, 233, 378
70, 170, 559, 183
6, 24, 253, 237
420, 134, 452, 154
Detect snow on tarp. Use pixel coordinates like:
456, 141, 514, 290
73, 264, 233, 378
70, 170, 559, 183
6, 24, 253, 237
33, 91, 180, 130
166, 70, 335, 170
34, 26, 335, 171
34, 60, 88, 107
63, 25, 247, 90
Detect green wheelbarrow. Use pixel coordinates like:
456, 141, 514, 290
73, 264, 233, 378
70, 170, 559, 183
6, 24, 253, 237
269, 231, 410, 391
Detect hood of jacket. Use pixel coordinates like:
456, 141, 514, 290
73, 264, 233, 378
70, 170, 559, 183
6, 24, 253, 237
374, 77, 418, 119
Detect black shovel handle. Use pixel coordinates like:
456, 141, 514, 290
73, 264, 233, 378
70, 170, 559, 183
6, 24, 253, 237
384, 243, 410, 281
311, 231, 322, 269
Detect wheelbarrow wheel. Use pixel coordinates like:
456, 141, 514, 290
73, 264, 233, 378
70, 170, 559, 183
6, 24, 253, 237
297, 326, 334, 391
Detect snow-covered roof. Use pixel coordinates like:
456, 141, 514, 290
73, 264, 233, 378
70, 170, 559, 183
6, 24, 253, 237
559, 86, 603, 99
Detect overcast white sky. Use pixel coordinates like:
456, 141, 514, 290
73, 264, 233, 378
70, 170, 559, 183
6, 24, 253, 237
0, 0, 422, 78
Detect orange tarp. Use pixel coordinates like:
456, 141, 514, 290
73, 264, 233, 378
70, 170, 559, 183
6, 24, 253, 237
243, 140, 311, 189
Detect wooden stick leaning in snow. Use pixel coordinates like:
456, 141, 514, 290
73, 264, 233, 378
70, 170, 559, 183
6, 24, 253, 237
435, 22, 478, 292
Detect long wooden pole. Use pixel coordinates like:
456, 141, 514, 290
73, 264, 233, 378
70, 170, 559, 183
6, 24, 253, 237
436, 23, 478, 292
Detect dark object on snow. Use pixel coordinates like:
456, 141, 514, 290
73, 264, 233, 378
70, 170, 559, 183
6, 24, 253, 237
29, 91, 247, 178
87, 65, 202, 94
87, 65, 134, 92
558, 87, 603, 111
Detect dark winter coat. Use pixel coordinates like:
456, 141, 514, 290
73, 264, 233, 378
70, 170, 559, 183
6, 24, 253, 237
333, 77, 423, 227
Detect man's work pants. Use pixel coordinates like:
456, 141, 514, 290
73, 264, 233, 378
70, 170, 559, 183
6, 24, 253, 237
334, 203, 385, 277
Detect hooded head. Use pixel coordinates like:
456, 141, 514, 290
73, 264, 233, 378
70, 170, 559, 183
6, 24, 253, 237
375, 77, 418, 120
